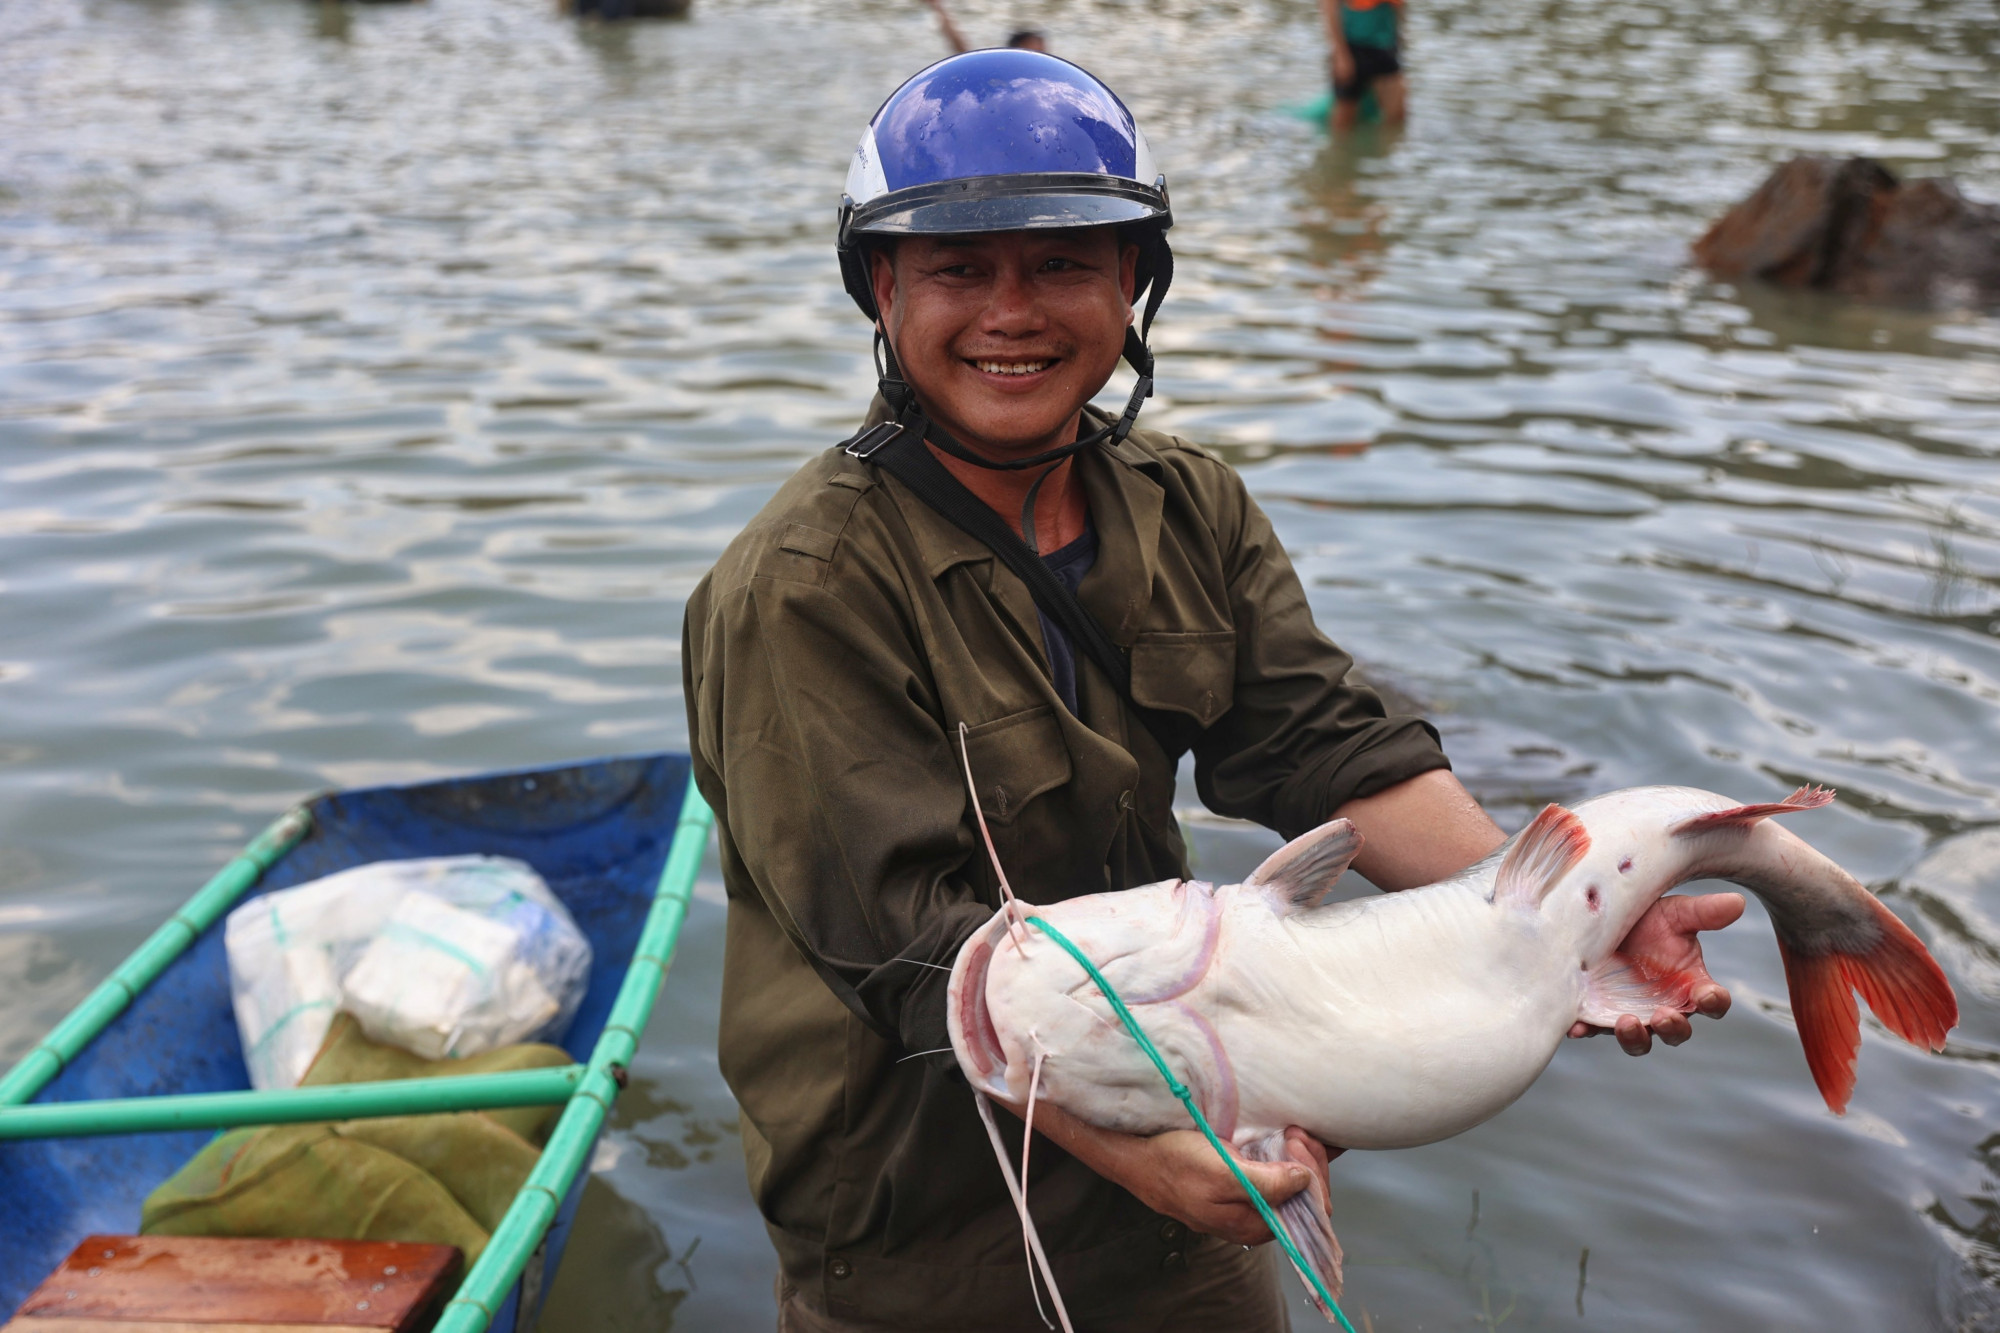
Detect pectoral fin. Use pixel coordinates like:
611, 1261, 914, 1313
1240, 1130, 1345, 1319
1579, 952, 1701, 1027
1494, 803, 1590, 908
1246, 819, 1363, 910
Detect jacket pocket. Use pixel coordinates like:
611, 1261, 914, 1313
961, 705, 1073, 825
1130, 629, 1237, 729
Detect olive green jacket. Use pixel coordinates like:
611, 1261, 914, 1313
681, 405, 1448, 1326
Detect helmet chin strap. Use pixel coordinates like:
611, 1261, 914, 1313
873, 321, 1156, 474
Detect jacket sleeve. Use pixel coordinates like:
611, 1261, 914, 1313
1187, 458, 1451, 841
684, 566, 993, 1061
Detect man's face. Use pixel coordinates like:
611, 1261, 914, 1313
872, 228, 1139, 458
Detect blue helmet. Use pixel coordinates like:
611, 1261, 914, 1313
836, 51, 1175, 450
837, 50, 1173, 331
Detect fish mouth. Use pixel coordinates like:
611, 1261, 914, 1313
947, 913, 1013, 1100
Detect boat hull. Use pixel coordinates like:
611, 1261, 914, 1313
0, 752, 694, 1327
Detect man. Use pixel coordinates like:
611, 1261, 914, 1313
923, 0, 1047, 55
683, 50, 1738, 1331
1320, 0, 1406, 131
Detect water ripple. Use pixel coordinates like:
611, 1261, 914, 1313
3, 0, 1999, 1327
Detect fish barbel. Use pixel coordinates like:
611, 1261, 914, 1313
945, 785, 1957, 1315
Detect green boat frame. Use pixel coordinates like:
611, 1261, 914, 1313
0, 772, 714, 1332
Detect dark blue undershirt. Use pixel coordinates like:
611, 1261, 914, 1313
1034, 521, 1099, 715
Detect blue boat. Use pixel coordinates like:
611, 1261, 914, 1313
0, 752, 711, 1331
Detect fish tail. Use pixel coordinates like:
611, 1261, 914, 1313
1773, 891, 1957, 1115
1678, 808, 1957, 1114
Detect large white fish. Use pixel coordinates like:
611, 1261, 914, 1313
946, 785, 1957, 1315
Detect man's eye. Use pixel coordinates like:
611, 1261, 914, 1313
1041, 258, 1079, 272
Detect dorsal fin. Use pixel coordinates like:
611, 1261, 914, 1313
1672, 785, 1835, 836
1245, 818, 1363, 910
1493, 804, 1590, 908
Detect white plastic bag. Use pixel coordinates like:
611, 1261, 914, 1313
224, 855, 592, 1089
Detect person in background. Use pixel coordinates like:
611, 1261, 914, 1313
923, 0, 1047, 55
1320, 0, 1406, 131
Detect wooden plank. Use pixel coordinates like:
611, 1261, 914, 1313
10, 1237, 459, 1332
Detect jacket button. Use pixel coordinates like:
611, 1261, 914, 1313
1159, 1220, 1184, 1243
829, 1258, 852, 1280
1162, 1250, 1188, 1273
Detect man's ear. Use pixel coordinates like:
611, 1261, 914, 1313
1119, 242, 1140, 318
869, 247, 899, 329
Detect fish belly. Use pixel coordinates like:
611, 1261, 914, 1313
1209, 887, 1578, 1150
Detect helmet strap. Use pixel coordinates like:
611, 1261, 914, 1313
1107, 326, 1155, 446
874, 327, 916, 417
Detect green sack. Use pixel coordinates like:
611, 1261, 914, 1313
142, 1012, 574, 1263
300, 1012, 571, 1146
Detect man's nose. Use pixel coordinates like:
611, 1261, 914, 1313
980, 264, 1047, 336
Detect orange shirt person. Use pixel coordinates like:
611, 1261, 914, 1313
1320, 0, 1406, 131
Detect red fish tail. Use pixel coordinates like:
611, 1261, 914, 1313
1774, 894, 1957, 1115
1840, 897, 1957, 1053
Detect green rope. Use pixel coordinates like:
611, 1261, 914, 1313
1026, 915, 1358, 1333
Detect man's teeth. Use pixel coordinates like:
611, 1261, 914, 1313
975, 360, 1051, 376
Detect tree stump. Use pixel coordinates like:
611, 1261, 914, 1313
1694, 155, 2000, 309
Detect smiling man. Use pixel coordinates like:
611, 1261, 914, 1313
682, 50, 1739, 1333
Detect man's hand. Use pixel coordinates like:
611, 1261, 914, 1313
1318, 0, 1354, 84
922, 0, 970, 55
1331, 43, 1355, 85
1567, 892, 1744, 1055
1002, 1100, 1340, 1246
1113, 1128, 1316, 1246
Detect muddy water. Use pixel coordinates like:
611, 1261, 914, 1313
3, 0, 1998, 1327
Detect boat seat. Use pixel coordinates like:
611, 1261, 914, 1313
3, 1235, 459, 1333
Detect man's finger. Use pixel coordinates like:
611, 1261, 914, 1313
1651, 1007, 1693, 1046
1241, 1157, 1313, 1207
1218, 1209, 1278, 1248
1655, 891, 1747, 935
1283, 1125, 1326, 1171
1615, 1014, 1653, 1056
1693, 981, 1731, 1019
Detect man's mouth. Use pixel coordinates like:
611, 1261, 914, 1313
969, 358, 1055, 377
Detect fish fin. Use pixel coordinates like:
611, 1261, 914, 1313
1240, 1130, 1345, 1315
1245, 818, 1363, 911
1578, 952, 1701, 1027
1672, 785, 1835, 836
1774, 893, 1957, 1114
1493, 804, 1590, 908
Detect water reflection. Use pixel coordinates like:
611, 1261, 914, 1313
2, 0, 1999, 1326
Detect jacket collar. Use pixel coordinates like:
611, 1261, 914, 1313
856, 396, 1167, 645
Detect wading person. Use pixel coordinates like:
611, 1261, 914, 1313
923, 0, 1047, 55
683, 50, 1737, 1331
1320, 0, 1406, 131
